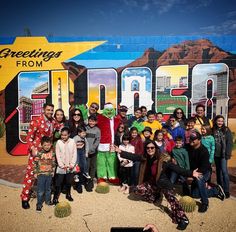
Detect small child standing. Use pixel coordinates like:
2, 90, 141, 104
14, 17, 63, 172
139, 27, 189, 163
34, 136, 55, 212
142, 126, 153, 143
73, 126, 90, 193
201, 124, 215, 165
117, 134, 135, 194
53, 127, 77, 204
86, 115, 101, 180
170, 136, 190, 195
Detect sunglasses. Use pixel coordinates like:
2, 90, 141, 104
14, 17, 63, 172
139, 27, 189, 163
73, 113, 81, 116
146, 146, 155, 150
91, 105, 99, 110
169, 119, 175, 122
176, 112, 183, 114
119, 126, 124, 129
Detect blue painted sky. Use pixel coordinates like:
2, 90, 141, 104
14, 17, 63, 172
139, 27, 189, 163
1, 0, 236, 37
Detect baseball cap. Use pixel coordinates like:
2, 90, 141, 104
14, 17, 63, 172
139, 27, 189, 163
119, 105, 128, 112
190, 130, 201, 141
142, 126, 152, 134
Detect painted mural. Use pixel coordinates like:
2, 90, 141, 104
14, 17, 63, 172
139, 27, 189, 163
0, 36, 236, 155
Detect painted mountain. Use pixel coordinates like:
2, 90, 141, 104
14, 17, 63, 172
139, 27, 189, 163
62, 39, 236, 117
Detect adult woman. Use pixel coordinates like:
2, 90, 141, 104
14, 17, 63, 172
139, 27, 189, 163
68, 108, 85, 138
212, 115, 233, 198
173, 108, 187, 129
117, 141, 202, 230
53, 109, 66, 144
194, 104, 212, 133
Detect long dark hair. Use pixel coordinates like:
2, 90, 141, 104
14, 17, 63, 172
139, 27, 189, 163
54, 109, 66, 123
144, 140, 160, 159
213, 115, 227, 134
173, 107, 187, 120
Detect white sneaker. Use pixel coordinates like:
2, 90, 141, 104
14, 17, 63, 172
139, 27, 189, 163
74, 175, 80, 183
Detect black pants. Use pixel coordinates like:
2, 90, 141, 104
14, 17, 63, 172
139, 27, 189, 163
119, 166, 131, 185
55, 173, 74, 192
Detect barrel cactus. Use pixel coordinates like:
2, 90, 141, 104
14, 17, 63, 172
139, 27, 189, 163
179, 196, 196, 213
95, 182, 110, 194
0, 115, 5, 138
54, 201, 71, 218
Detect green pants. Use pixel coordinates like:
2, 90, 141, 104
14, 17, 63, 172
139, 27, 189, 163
97, 151, 118, 179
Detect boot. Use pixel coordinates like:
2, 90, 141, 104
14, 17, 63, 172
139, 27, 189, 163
52, 187, 60, 205
66, 187, 74, 201
22, 200, 30, 209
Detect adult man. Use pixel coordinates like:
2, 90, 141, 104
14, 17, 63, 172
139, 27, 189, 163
188, 130, 225, 212
88, 102, 99, 116
21, 103, 55, 209
115, 105, 128, 125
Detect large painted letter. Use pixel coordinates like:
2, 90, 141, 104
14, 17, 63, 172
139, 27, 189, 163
156, 65, 189, 115
191, 63, 229, 120
87, 69, 117, 110
120, 67, 153, 115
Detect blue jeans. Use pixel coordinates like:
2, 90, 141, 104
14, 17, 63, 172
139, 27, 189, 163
191, 171, 218, 205
77, 149, 88, 174
214, 157, 230, 193
37, 174, 52, 207
131, 161, 140, 186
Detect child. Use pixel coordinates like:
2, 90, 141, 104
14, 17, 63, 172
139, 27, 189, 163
142, 110, 162, 138
156, 112, 166, 126
142, 126, 152, 143
114, 123, 129, 146
185, 117, 196, 146
170, 136, 190, 195
154, 130, 172, 154
161, 125, 175, 152
201, 124, 215, 165
53, 127, 77, 204
85, 115, 101, 182
73, 126, 90, 193
34, 136, 55, 212
130, 127, 144, 186
117, 134, 134, 194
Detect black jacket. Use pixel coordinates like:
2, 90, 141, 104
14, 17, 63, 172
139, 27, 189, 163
187, 144, 211, 174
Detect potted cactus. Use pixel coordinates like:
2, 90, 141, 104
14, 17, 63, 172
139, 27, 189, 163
54, 201, 71, 218
179, 196, 196, 213
95, 182, 110, 194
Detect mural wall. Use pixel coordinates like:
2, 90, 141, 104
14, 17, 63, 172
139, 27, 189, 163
0, 36, 236, 155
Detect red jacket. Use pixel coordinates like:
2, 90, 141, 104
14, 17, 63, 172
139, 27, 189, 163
97, 114, 120, 144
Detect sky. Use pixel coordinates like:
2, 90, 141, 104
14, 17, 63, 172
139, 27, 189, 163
0, 0, 236, 37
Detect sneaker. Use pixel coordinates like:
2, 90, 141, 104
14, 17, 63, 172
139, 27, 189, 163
216, 184, 225, 201
76, 184, 83, 194
198, 204, 208, 213
74, 175, 80, 183
225, 192, 230, 199
176, 219, 189, 230
83, 173, 91, 179
36, 205, 42, 213
22, 200, 30, 209
118, 184, 126, 192
123, 185, 130, 195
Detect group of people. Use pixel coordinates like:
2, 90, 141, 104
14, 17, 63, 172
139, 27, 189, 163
20, 101, 233, 231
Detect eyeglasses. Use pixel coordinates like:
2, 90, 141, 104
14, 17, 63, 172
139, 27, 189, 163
90, 105, 99, 110
73, 113, 81, 116
146, 146, 155, 150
